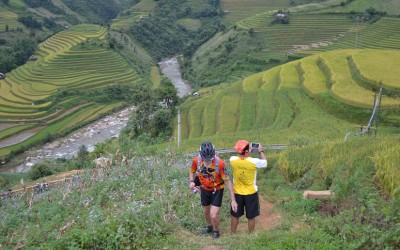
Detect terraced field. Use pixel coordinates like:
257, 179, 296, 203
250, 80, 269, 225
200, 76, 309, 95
318, 0, 400, 16
0, 24, 142, 160
238, 13, 355, 62
299, 17, 400, 55
178, 49, 400, 145
221, 0, 291, 23
110, 0, 156, 31
0, 5, 21, 31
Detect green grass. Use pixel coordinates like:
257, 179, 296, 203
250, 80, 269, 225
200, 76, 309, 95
0, 5, 21, 31
150, 66, 160, 88
0, 124, 34, 140
175, 18, 202, 31
178, 49, 400, 151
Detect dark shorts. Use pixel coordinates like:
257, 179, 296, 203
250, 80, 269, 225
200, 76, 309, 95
230, 192, 260, 219
200, 188, 224, 207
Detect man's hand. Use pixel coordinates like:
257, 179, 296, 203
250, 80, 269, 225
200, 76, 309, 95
231, 200, 238, 213
258, 144, 264, 153
189, 181, 195, 189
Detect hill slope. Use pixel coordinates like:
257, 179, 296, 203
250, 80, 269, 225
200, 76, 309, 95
178, 49, 400, 148
0, 24, 143, 161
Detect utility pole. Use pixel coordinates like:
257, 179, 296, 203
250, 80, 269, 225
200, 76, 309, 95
355, 16, 359, 48
177, 109, 181, 147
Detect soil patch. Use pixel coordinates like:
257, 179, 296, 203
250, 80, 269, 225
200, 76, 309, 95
318, 200, 340, 216
0, 123, 19, 132
0, 126, 44, 149
234, 194, 282, 233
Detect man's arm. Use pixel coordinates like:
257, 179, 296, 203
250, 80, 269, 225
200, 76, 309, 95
256, 144, 267, 168
258, 144, 267, 160
189, 158, 197, 189
189, 172, 195, 189
225, 179, 237, 212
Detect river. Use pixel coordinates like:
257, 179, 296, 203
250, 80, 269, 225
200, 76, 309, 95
158, 56, 192, 97
1, 57, 191, 173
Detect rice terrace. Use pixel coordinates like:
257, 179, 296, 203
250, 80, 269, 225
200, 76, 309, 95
0, 0, 399, 249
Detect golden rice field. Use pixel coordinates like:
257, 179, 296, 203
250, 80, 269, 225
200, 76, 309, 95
177, 49, 400, 148
278, 135, 400, 197
177, 49, 400, 197
0, 24, 142, 160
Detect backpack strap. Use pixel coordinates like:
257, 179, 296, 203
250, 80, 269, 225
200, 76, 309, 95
215, 155, 220, 173
197, 154, 219, 173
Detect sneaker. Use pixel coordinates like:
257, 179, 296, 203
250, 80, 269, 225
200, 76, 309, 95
200, 225, 213, 236
212, 230, 220, 239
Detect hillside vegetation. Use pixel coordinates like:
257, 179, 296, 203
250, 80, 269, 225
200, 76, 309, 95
0, 24, 143, 161
0, 0, 400, 249
184, 0, 400, 87
179, 49, 400, 147
0, 136, 399, 248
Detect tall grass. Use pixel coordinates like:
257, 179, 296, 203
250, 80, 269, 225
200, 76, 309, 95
0, 153, 206, 249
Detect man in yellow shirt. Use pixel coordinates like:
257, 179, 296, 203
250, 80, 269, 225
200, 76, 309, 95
230, 140, 267, 233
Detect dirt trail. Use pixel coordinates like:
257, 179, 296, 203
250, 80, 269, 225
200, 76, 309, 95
235, 195, 281, 233
201, 194, 282, 250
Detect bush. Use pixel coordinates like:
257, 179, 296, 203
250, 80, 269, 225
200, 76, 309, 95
28, 162, 54, 180
0, 175, 9, 188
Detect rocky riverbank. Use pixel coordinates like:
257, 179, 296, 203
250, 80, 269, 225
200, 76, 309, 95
2, 107, 134, 173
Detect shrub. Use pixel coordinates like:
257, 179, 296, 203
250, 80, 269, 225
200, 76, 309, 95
0, 175, 9, 188
28, 162, 54, 180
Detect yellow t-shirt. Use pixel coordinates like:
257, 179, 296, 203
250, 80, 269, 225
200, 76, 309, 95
229, 156, 267, 195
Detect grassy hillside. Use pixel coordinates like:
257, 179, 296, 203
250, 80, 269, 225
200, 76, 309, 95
221, 0, 291, 23
183, 12, 360, 87
184, 0, 400, 87
0, 4, 22, 31
1, 1, 400, 249
0, 135, 399, 248
0, 24, 144, 161
110, 0, 156, 31
318, 0, 400, 15
297, 17, 400, 56
178, 49, 400, 148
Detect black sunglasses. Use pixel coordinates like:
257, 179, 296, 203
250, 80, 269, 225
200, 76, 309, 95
200, 166, 215, 173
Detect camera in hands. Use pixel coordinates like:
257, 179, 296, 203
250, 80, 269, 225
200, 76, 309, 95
250, 142, 260, 153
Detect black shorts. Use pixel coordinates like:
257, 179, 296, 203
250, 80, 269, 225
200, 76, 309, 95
200, 188, 224, 207
230, 192, 260, 219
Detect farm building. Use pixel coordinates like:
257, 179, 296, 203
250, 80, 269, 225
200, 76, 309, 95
0, 73, 6, 79
29, 55, 37, 61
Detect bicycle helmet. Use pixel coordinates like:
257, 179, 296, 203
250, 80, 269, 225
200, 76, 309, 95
199, 141, 215, 161
234, 140, 249, 154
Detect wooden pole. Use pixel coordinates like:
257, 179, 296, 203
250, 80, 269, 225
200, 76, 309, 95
177, 109, 181, 147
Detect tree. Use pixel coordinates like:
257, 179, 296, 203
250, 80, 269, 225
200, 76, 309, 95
157, 77, 178, 108
77, 145, 89, 160
151, 108, 172, 137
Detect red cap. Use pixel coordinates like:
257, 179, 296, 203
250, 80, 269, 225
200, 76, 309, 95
234, 140, 249, 154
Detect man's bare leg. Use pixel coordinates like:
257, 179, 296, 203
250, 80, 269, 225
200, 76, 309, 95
248, 218, 256, 233
210, 205, 220, 230
231, 216, 239, 233
202, 205, 212, 226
